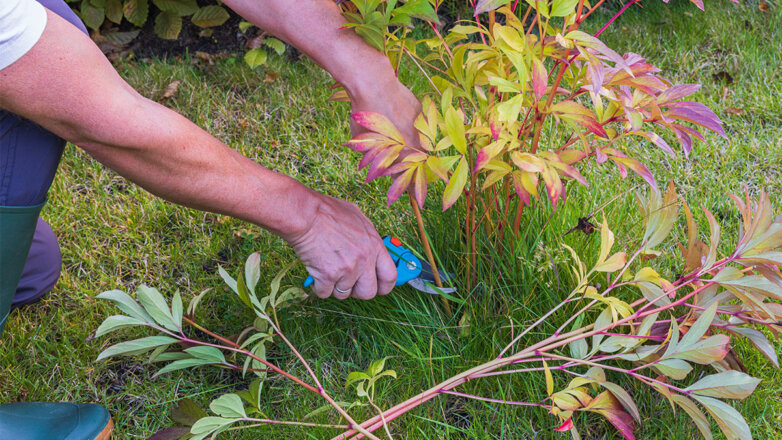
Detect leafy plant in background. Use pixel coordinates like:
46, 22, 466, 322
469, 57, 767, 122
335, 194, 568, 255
238, 21, 287, 69
97, 185, 782, 439
336, 0, 726, 290
67, 0, 230, 42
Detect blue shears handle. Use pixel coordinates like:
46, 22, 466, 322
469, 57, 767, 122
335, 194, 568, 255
303, 236, 422, 288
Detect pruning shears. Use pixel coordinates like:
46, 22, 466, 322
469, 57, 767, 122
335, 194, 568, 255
303, 236, 456, 295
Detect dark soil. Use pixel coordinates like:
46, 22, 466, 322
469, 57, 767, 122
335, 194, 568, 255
130, 13, 247, 59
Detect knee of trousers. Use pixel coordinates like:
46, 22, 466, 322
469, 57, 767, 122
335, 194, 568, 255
13, 219, 62, 309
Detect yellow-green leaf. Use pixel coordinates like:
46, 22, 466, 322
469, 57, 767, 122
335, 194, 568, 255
442, 157, 468, 211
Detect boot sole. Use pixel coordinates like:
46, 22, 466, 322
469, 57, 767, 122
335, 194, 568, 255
94, 418, 113, 440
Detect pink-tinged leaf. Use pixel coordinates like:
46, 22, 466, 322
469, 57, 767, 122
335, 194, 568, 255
512, 171, 531, 206
559, 149, 587, 165
474, 140, 506, 171
541, 165, 563, 210
636, 131, 675, 156
359, 146, 385, 170
664, 101, 726, 138
549, 161, 588, 186
566, 30, 630, 74
366, 146, 403, 182
386, 167, 415, 206
385, 161, 418, 176
554, 418, 574, 432
613, 75, 668, 95
490, 118, 500, 141
532, 57, 548, 100
689, 0, 705, 11
671, 126, 693, 156
610, 156, 657, 190
595, 147, 608, 164
413, 166, 427, 209
587, 391, 636, 440
551, 101, 607, 137
511, 151, 546, 173
442, 157, 468, 211
347, 133, 394, 153
657, 84, 701, 106
351, 111, 405, 143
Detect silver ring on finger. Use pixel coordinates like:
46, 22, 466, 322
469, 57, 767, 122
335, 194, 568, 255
335, 286, 351, 294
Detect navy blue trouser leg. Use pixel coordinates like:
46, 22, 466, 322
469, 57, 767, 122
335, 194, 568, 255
0, 0, 87, 310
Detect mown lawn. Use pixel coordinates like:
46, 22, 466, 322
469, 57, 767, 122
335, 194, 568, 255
1, 0, 781, 438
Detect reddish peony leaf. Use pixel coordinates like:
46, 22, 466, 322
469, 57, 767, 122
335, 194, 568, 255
554, 417, 574, 432
386, 167, 416, 206
635, 131, 675, 156
657, 84, 701, 106
664, 101, 726, 138
610, 156, 657, 190
351, 111, 405, 143
413, 166, 427, 209
587, 391, 636, 440
347, 133, 395, 153
532, 57, 548, 100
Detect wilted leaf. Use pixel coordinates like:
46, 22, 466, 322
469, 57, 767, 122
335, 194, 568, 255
161, 80, 181, 101
147, 426, 191, 440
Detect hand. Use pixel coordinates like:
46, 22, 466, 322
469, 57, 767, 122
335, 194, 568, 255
285, 192, 397, 300
349, 75, 423, 154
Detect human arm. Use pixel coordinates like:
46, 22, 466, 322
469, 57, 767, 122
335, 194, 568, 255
0, 8, 396, 299
221, 0, 422, 146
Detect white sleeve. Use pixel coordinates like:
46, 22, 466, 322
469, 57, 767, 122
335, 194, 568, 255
0, 0, 47, 72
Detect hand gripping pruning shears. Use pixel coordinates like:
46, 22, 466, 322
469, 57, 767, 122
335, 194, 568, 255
303, 236, 456, 295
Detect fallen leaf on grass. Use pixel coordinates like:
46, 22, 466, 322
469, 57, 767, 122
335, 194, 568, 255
246, 35, 265, 50
264, 72, 279, 83
759, 2, 769, 11
161, 81, 181, 102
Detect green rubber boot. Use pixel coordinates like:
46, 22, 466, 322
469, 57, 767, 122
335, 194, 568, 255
0, 203, 43, 336
0, 402, 113, 440
1, 204, 113, 439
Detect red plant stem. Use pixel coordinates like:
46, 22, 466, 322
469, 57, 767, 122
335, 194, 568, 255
232, 418, 351, 430
597, 331, 664, 340
684, 303, 773, 326
441, 390, 549, 407
182, 316, 319, 394
577, 0, 607, 24
545, 353, 691, 395
336, 279, 716, 439
594, 0, 639, 38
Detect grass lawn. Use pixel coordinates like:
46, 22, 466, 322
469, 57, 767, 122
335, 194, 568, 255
2, 0, 781, 438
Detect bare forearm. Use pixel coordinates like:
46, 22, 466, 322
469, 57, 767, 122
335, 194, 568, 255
222, 0, 397, 99
80, 98, 313, 238
0, 9, 314, 238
